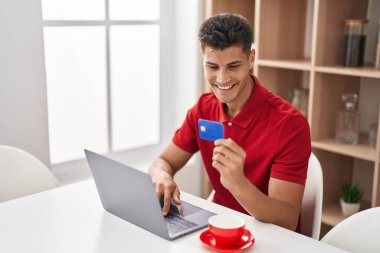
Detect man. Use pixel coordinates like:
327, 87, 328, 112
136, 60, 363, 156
149, 13, 311, 232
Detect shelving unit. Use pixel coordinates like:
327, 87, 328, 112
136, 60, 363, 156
205, 0, 380, 237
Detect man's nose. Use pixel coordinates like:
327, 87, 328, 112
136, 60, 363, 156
216, 69, 230, 84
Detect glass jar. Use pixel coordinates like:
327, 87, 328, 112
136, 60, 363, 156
375, 19, 380, 69
335, 93, 360, 144
343, 19, 368, 67
290, 88, 309, 117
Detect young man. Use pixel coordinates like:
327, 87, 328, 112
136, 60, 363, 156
149, 13, 311, 231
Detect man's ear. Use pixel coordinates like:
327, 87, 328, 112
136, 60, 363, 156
249, 49, 255, 70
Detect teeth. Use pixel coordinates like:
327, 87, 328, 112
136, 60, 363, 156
217, 85, 233, 90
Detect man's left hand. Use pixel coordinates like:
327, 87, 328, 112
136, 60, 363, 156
212, 138, 248, 191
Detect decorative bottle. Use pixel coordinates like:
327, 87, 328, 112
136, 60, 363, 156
335, 93, 360, 144
291, 88, 309, 117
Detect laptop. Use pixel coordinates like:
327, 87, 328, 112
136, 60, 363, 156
84, 149, 215, 240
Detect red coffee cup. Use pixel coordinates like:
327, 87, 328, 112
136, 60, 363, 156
208, 214, 246, 246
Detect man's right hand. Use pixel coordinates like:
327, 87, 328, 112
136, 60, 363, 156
148, 142, 193, 216
151, 171, 181, 216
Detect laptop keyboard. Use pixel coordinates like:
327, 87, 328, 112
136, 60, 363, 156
164, 212, 198, 234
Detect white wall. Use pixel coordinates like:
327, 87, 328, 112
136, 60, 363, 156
172, 0, 205, 197
0, 0, 51, 166
174, 0, 204, 127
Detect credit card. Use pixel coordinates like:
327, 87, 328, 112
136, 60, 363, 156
198, 119, 224, 142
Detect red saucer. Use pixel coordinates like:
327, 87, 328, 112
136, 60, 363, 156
200, 228, 255, 253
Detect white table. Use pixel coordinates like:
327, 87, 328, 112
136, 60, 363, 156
0, 179, 348, 253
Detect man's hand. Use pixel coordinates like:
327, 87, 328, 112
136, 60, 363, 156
148, 142, 193, 216
212, 138, 247, 191
212, 138, 306, 231
151, 170, 181, 216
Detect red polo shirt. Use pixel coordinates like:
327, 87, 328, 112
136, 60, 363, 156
173, 75, 311, 226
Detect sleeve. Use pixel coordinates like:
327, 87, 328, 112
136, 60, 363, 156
270, 114, 311, 185
172, 105, 199, 154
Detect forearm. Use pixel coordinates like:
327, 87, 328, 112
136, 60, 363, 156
230, 178, 300, 231
149, 157, 175, 179
149, 142, 193, 179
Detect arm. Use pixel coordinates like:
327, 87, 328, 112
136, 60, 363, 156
230, 176, 303, 230
149, 141, 193, 215
213, 138, 305, 231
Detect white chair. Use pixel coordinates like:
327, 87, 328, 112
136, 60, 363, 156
0, 145, 59, 202
207, 152, 323, 240
321, 207, 380, 253
301, 153, 323, 239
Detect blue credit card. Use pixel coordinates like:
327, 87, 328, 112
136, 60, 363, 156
198, 119, 224, 142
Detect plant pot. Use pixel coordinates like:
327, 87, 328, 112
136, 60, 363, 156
340, 198, 360, 216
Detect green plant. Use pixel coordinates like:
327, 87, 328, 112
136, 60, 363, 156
341, 182, 362, 203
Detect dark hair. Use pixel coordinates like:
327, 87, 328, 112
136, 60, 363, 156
198, 13, 252, 55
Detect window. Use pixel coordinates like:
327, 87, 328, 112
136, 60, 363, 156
42, 0, 164, 164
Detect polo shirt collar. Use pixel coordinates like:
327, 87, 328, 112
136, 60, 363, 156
218, 75, 268, 128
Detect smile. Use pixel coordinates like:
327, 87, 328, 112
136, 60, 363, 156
215, 84, 236, 90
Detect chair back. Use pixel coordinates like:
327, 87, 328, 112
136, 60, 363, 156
301, 153, 323, 239
0, 145, 59, 202
321, 207, 380, 253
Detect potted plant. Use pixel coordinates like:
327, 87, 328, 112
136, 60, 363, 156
340, 182, 362, 216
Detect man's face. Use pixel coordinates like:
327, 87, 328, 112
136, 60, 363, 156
202, 45, 254, 105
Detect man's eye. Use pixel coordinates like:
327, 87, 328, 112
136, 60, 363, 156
229, 65, 239, 69
208, 66, 218, 70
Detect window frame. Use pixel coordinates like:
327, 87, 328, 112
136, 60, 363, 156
42, 0, 176, 179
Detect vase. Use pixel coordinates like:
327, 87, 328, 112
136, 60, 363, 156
340, 198, 360, 216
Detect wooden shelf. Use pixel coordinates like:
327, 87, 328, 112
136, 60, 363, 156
256, 64, 380, 78
256, 59, 311, 71
322, 203, 346, 227
315, 66, 380, 79
312, 138, 378, 162
322, 201, 372, 227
